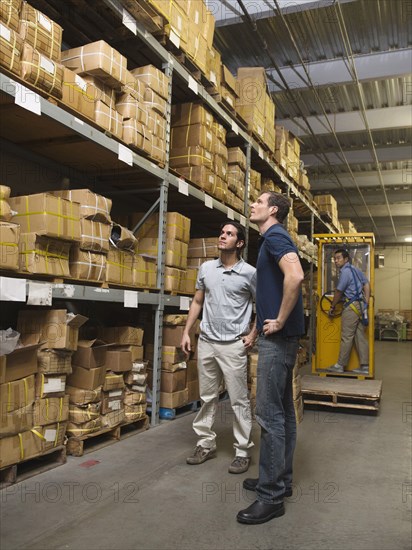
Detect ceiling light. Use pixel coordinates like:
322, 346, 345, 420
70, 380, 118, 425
405, 236, 412, 242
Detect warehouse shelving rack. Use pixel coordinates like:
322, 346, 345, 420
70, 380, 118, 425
0, 0, 334, 426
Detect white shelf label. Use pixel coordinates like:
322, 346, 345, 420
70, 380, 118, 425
94, 287, 110, 293
122, 8, 137, 34
0, 277, 26, 302
239, 215, 246, 226
27, 281, 52, 306
188, 76, 198, 95
204, 194, 213, 209
258, 146, 264, 159
169, 29, 180, 48
73, 117, 84, 126
180, 296, 191, 311
124, 290, 138, 308
178, 178, 189, 196
54, 284, 75, 297
227, 208, 235, 220
231, 121, 239, 134
118, 144, 133, 166
15, 83, 41, 116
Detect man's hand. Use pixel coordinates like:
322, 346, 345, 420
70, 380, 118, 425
180, 334, 191, 359
263, 318, 284, 335
242, 333, 256, 350
328, 306, 335, 318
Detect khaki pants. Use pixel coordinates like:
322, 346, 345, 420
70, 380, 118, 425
338, 302, 369, 367
192, 338, 253, 457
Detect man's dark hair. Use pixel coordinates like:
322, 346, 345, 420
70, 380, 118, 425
264, 192, 291, 223
334, 248, 350, 260
219, 220, 246, 257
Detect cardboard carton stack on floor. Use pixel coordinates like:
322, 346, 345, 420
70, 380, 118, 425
98, 326, 146, 425
0, 185, 20, 272
51, 189, 113, 283
121, 64, 169, 165
170, 103, 228, 204
130, 211, 191, 293
9, 192, 82, 277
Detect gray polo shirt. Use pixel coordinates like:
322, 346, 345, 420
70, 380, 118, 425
196, 258, 256, 342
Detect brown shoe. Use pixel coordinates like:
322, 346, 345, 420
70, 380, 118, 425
228, 456, 251, 474
186, 445, 216, 465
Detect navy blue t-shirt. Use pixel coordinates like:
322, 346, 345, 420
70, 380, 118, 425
256, 223, 305, 337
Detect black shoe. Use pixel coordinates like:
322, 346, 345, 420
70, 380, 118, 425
243, 478, 293, 497
237, 500, 285, 524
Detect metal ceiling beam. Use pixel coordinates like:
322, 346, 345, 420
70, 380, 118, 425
311, 169, 410, 190
302, 145, 412, 167
338, 203, 412, 217
213, 0, 357, 26
278, 105, 412, 137
327, 189, 411, 204
267, 49, 412, 92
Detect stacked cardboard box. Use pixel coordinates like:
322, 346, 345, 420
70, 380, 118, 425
340, 219, 357, 234
249, 169, 262, 203
0, 15, 23, 78
274, 126, 288, 170
286, 210, 299, 243
170, 103, 228, 203
0, 185, 12, 222
314, 194, 339, 227
261, 178, 282, 194
131, 211, 191, 292
49, 189, 112, 283
286, 133, 301, 183
122, 64, 169, 164
298, 169, 311, 192
0, 0, 22, 32
227, 147, 246, 208
9, 192, 81, 277
187, 236, 218, 270
220, 65, 238, 110
0, 220, 20, 271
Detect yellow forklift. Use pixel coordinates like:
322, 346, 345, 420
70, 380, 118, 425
302, 233, 382, 412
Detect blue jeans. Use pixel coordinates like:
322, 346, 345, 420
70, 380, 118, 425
255, 333, 299, 504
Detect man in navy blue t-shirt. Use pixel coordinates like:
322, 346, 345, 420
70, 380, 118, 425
237, 191, 305, 525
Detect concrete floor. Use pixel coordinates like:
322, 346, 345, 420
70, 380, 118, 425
1, 341, 411, 550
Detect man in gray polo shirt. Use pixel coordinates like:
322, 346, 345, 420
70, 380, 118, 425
181, 221, 257, 474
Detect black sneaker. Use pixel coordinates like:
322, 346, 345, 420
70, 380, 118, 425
186, 445, 216, 465
243, 478, 293, 497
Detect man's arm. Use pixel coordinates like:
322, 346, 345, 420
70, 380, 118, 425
328, 289, 344, 316
180, 289, 205, 357
263, 252, 304, 335
243, 318, 258, 349
363, 282, 371, 305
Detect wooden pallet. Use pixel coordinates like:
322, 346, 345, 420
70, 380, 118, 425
66, 416, 149, 457
156, 391, 228, 420
301, 375, 382, 412
0, 446, 66, 490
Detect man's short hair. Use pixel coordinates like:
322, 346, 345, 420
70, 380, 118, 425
334, 248, 350, 260
220, 220, 246, 255
264, 192, 291, 223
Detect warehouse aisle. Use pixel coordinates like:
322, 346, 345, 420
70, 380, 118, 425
1, 341, 411, 550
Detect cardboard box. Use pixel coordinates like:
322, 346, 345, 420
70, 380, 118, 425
110, 224, 138, 252
132, 211, 191, 243
130, 64, 169, 100
124, 370, 146, 386
104, 349, 133, 373
133, 255, 157, 289
37, 349, 71, 376
122, 117, 152, 152
10, 193, 80, 242
170, 145, 213, 170
101, 389, 124, 414
124, 388, 146, 405
106, 247, 134, 286
248, 354, 258, 378
1, 344, 40, 383
188, 237, 218, 258
52, 189, 112, 223
35, 374, 66, 398
163, 325, 195, 348
177, 166, 216, 193
81, 74, 118, 108
67, 365, 106, 390
19, 3, 62, 62
98, 327, 144, 346
138, 238, 187, 269
40, 422, 66, 451
18, 309, 88, 351
61, 40, 127, 89
101, 408, 125, 428
18, 233, 71, 277
165, 266, 183, 293
103, 372, 125, 392
111, 345, 143, 362
0, 0, 21, 32
171, 123, 217, 150
0, 21, 22, 76
69, 402, 100, 424
148, 368, 187, 393
121, 70, 145, 101
294, 395, 303, 424
70, 247, 107, 282
33, 395, 69, 425
72, 340, 109, 370
78, 219, 110, 253
0, 221, 19, 270
21, 43, 63, 98
145, 344, 187, 372
0, 374, 35, 413
95, 100, 123, 140
0, 404, 33, 437
179, 268, 197, 295
206, 46, 221, 90
66, 418, 101, 436
0, 429, 43, 468
228, 147, 247, 171
143, 87, 167, 117
159, 388, 188, 409
124, 402, 146, 422
66, 385, 102, 406
61, 68, 96, 121
172, 103, 214, 129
